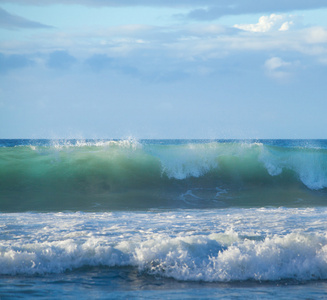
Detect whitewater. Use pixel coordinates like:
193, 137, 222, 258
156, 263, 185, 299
1, 139, 327, 299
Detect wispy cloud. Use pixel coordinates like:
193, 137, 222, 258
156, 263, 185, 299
183, 1, 327, 20
305, 27, 327, 43
264, 56, 296, 79
1, 20, 327, 71
1, 9, 326, 83
0, 7, 52, 29
1, 0, 327, 12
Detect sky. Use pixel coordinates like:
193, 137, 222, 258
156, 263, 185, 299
1, 1, 327, 139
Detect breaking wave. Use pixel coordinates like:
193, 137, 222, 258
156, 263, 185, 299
1, 139, 327, 211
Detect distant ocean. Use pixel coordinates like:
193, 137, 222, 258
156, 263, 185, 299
1, 139, 327, 299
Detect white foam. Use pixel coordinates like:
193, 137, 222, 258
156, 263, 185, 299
147, 143, 219, 179
19, 139, 142, 153
1, 208, 327, 281
152, 141, 265, 180
133, 232, 327, 281
259, 146, 327, 189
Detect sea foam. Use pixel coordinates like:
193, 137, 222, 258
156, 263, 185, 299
1, 209, 327, 281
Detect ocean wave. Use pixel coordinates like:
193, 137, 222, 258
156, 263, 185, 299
1, 140, 327, 211
135, 232, 327, 282
3, 232, 326, 281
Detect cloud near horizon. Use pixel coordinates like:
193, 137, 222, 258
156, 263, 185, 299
1, 13, 326, 77
1, 3, 327, 139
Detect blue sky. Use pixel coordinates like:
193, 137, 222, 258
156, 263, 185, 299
1, 1, 327, 139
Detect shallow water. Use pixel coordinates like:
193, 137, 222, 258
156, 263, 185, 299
2, 267, 327, 299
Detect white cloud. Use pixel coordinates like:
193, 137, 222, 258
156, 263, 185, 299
305, 27, 327, 44
234, 14, 295, 33
1, 18, 327, 78
264, 57, 295, 80
265, 57, 290, 70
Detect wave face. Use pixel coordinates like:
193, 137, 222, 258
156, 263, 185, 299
1, 139, 327, 211
1, 208, 327, 281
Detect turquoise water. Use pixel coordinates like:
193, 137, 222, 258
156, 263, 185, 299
1, 139, 327, 211
1, 139, 327, 298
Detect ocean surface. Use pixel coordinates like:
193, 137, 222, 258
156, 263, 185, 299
1, 139, 327, 299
